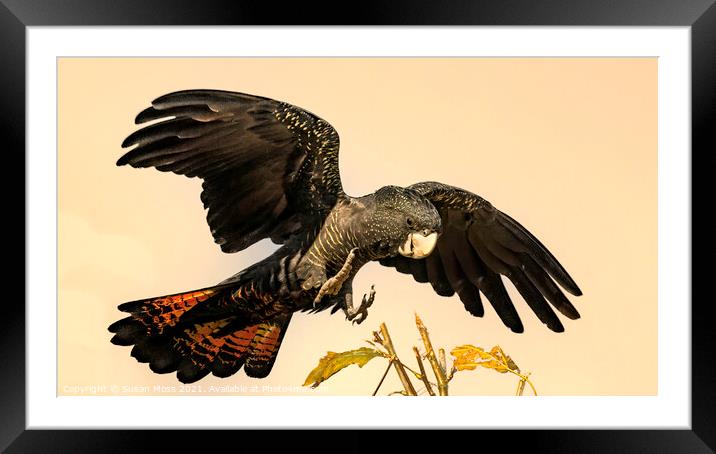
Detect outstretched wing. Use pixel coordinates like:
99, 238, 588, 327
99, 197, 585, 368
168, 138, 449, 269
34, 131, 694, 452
118, 89, 344, 253
380, 182, 582, 333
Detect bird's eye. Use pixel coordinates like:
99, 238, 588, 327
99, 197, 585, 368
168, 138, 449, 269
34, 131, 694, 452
406, 217, 414, 227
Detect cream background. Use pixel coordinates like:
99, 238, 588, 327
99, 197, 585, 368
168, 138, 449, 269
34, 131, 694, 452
58, 57, 656, 396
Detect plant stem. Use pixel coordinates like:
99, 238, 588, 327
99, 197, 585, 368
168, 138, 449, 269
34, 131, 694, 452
415, 314, 448, 396
438, 348, 447, 373
507, 369, 538, 396
379, 323, 417, 396
373, 360, 393, 396
413, 346, 436, 396
447, 365, 457, 382
397, 359, 439, 386
396, 361, 423, 380
523, 375, 538, 396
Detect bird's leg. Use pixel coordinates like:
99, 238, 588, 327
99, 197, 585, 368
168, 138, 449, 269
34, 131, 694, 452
343, 285, 376, 325
313, 248, 359, 307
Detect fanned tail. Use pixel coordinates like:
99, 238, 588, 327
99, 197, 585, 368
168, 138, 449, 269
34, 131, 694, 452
108, 284, 292, 383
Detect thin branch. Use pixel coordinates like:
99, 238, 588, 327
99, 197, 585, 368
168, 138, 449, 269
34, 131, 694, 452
527, 379, 538, 396
415, 314, 448, 396
522, 372, 538, 396
413, 346, 435, 396
379, 323, 417, 396
373, 360, 393, 396
396, 361, 424, 380
505, 369, 537, 396
446, 365, 457, 382
438, 348, 447, 374
373, 331, 383, 344
395, 358, 439, 387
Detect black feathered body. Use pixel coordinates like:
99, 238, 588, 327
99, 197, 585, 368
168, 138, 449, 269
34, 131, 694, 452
109, 89, 583, 383
217, 194, 411, 316
108, 191, 437, 382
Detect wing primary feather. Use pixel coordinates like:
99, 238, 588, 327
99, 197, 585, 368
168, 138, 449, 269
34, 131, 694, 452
119, 125, 240, 168
136, 104, 233, 124
467, 228, 512, 276
507, 267, 565, 333
133, 143, 235, 172
436, 241, 484, 316
496, 212, 582, 296
121, 118, 225, 149
159, 146, 243, 175
471, 228, 564, 331
453, 244, 523, 333
520, 254, 581, 320
475, 223, 579, 319
150, 89, 265, 109
479, 230, 524, 267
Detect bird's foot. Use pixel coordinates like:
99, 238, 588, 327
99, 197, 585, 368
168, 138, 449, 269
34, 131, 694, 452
313, 248, 359, 308
345, 285, 376, 325
313, 275, 343, 308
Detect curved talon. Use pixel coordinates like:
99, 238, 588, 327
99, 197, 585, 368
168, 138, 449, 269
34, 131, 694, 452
350, 308, 368, 325
346, 284, 376, 325
362, 285, 376, 308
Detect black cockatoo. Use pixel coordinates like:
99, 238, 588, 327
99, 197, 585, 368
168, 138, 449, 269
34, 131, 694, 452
109, 89, 582, 383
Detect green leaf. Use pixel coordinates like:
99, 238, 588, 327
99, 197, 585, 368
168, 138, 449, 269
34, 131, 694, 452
303, 347, 384, 388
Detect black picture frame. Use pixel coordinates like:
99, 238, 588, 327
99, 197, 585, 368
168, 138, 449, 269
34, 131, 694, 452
6, 0, 714, 452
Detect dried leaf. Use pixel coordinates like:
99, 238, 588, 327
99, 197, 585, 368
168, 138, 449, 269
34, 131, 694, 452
303, 347, 383, 388
450, 344, 492, 371
489, 346, 520, 373
450, 344, 520, 374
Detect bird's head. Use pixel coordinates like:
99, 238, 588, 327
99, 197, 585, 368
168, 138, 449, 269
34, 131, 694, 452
372, 186, 442, 259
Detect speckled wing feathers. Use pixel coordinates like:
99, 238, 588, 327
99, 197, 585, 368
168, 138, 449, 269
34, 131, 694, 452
118, 89, 344, 253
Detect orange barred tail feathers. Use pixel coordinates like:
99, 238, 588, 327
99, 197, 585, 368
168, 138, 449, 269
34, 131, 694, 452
173, 313, 293, 381
108, 285, 293, 383
243, 315, 292, 378
109, 287, 223, 343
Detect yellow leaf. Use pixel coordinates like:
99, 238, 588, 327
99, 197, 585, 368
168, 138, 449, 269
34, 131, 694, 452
450, 344, 520, 374
450, 344, 492, 371
303, 347, 383, 388
490, 345, 520, 373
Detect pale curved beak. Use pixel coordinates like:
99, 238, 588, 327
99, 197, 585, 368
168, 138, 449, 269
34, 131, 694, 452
398, 232, 438, 259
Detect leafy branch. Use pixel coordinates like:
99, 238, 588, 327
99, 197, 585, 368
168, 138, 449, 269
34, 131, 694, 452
303, 313, 537, 396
